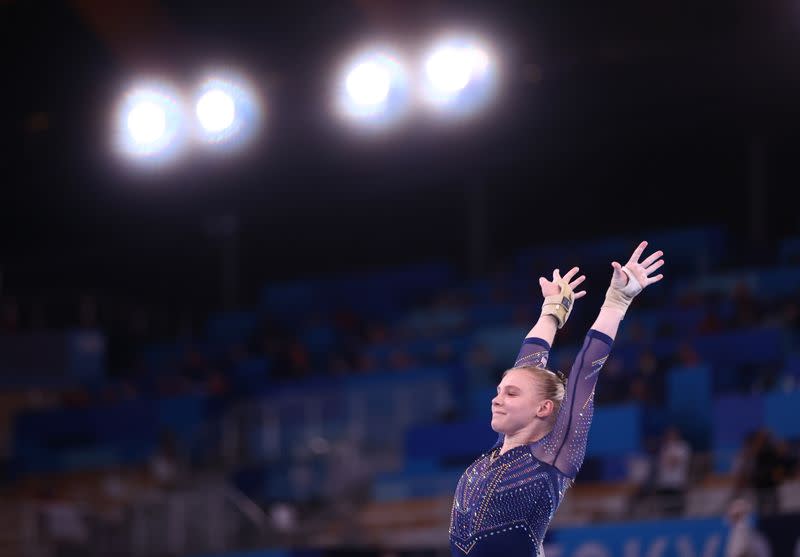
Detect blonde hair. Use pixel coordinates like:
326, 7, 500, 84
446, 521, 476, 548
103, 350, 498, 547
503, 365, 566, 417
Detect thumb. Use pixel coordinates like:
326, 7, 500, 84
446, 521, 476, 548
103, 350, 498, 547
611, 261, 625, 281
539, 277, 548, 287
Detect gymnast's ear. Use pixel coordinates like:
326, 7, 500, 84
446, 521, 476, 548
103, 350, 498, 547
536, 399, 555, 418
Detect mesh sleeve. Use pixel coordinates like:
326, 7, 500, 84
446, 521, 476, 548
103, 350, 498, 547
531, 329, 613, 478
514, 337, 551, 368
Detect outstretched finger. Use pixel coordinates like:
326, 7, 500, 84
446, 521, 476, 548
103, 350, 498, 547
645, 259, 665, 275
646, 273, 664, 285
627, 241, 648, 266
569, 274, 586, 289
552, 268, 561, 282
641, 250, 663, 268
574, 290, 587, 299
562, 266, 580, 282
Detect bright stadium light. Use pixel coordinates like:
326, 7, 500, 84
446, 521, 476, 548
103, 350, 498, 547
335, 47, 410, 128
128, 101, 166, 144
197, 89, 236, 132
346, 61, 392, 106
115, 83, 186, 162
420, 34, 497, 117
192, 74, 261, 148
425, 46, 473, 93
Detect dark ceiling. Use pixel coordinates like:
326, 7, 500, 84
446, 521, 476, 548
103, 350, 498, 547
2, 0, 799, 310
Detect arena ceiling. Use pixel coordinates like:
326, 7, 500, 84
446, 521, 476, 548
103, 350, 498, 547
2, 0, 798, 306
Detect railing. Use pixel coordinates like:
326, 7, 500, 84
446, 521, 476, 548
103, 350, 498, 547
12, 481, 266, 557
218, 378, 452, 468
9, 476, 800, 556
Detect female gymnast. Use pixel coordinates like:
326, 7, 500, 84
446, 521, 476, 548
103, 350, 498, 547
449, 241, 665, 556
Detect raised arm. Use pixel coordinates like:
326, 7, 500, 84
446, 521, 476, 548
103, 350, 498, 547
515, 267, 586, 368
535, 241, 665, 478
591, 241, 665, 340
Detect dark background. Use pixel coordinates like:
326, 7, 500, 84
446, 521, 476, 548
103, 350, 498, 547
3, 0, 799, 317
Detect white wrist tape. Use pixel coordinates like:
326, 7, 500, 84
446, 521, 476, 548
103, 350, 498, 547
602, 266, 643, 317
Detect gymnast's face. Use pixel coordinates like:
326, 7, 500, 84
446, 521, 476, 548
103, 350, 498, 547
490, 368, 542, 434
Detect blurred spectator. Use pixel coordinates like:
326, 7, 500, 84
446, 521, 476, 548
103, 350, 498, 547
624, 318, 649, 344
676, 289, 703, 309
150, 430, 180, 490
653, 427, 692, 516
287, 340, 311, 377
750, 430, 784, 515
773, 439, 798, 480
270, 338, 311, 379
635, 348, 665, 404
96, 466, 131, 554
37, 486, 88, 557
732, 431, 756, 489
224, 342, 248, 370
731, 282, 760, 329
332, 307, 361, 335
433, 341, 456, 366
654, 318, 678, 339
627, 450, 652, 489
260, 334, 283, 365
60, 387, 91, 408
724, 498, 771, 557
673, 342, 702, 368
626, 440, 655, 517
156, 373, 191, 397
303, 314, 338, 368
365, 320, 390, 344
269, 501, 298, 544
629, 375, 658, 407
328, 352, 354, 375
733, 429, 788, 515
207, 369, 229, 395
784, 298, 800, 330
355, 351, 379, 373
697, 297, 725, 334
327, 437, 370, 501
388, 349, 415, 371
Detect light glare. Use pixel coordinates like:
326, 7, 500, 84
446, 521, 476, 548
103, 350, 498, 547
425, 47, 473, 93
336, 48, 409, 128
193, 75, 260, 147
127, 101, 166, 144
196, 89, 236, 132
115, 83, 185, 163
345, 62, 392, 106
420, 35, 497, 117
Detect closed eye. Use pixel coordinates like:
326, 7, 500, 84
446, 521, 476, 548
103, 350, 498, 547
497, 388, 520, 396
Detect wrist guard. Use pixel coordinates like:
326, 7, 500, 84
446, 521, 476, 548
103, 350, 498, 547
541, 280, 575, 329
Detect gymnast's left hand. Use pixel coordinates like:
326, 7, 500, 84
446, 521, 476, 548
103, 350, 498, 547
539, 267, 587, 300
